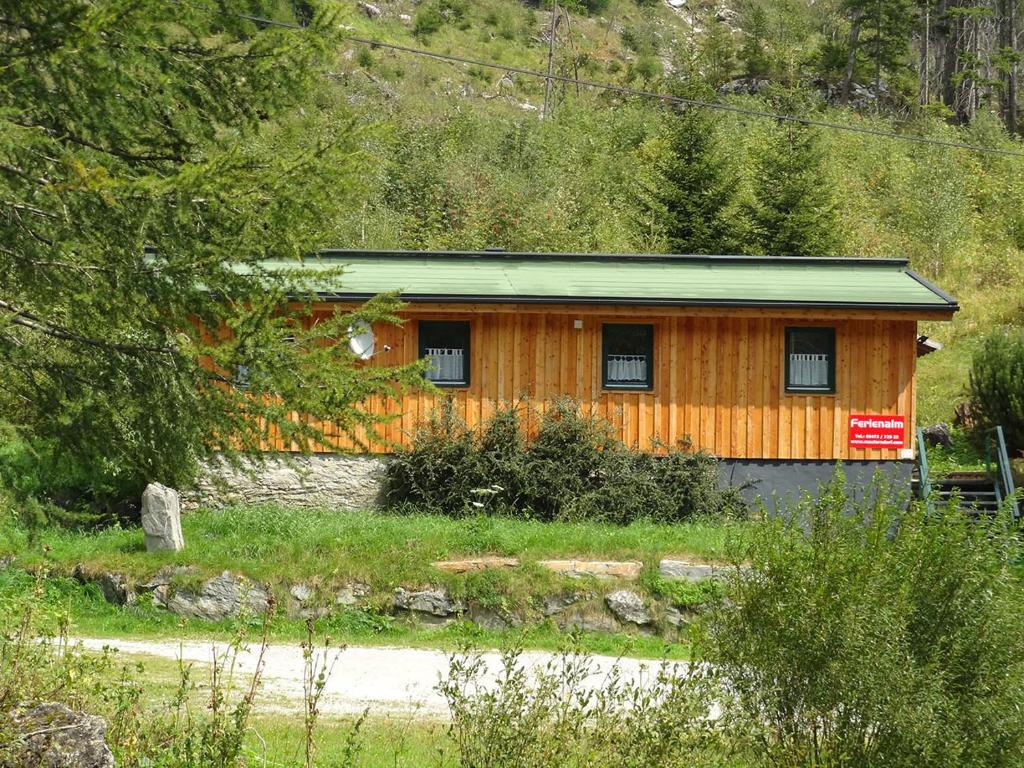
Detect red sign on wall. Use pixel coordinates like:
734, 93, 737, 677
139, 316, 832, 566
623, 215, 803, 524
848, 414, 906, 448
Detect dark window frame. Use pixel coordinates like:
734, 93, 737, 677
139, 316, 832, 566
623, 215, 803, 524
784, 326, 836, 394
601, 323, 655, 391
418, 320, 471, 388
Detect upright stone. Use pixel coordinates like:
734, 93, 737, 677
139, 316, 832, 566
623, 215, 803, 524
141, 482, 184, 552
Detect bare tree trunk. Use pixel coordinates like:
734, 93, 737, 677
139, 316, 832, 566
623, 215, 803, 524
874, 0, 883, 100
542, 1, 558, 120
921, 4, 931, 105
1000, 0, 1019, 133
940, 0, 960, 110
1011, 1, 1019, 134
841, 6, 864, 104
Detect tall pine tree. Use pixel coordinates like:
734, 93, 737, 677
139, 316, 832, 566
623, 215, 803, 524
743, 124, 844, 257
640, 84, 739, 254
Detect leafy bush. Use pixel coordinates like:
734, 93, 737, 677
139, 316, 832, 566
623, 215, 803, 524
412, 4, 444, 37
440, 648, 717, 767
384, 398, 743, 523
413, 0, 469, 37
703, 474, 1024, 768
967, 329, 1024, 457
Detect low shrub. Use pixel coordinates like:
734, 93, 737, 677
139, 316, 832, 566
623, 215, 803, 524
967, 328, 1024, 458
384, 398, 743, 523
439, 648, 718, 767
646, 574, 725, 610
703, 473, 1024, 768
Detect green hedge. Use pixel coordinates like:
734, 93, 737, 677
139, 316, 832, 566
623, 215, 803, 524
384, 398, 744, 523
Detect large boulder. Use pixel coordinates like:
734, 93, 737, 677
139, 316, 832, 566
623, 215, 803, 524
94, 571, 135, 606
4, 703, 114, 768
141, 482, 184, 552
155, 571, 270, 621
555, 606, 622, 634
921, 422, 953, 449
605, 590, 652, 626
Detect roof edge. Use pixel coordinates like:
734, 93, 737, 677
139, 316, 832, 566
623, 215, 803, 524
309, 291, 959, 313
904, 268, 960, 310
314, 249, 911, 268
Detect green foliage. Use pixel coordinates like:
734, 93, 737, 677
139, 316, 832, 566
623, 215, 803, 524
0, 583, 368, 768
843, 0, 918, 93
637, 84, 741, 254
738, 5, 772, 78
743, 122, 844, 256
384, 398, 744, 523
440, 649, 717, 767
414, 0, 470, 37
922, 426, 988, 477
967, 329, 1024, 457
413, 4, 445, 37
563, 0, 612, 16
0, 1, 425, 505
704, 473, 1024, 767
646, 575, 726, 610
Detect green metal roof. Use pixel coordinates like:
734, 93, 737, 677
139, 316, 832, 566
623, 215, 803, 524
279, 250, 958, 313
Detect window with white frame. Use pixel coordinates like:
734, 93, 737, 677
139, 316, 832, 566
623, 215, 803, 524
602, 323, 654, 390
785, 327, 835, 393
419, 320, 470, 387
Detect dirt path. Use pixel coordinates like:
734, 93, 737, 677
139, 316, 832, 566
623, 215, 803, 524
76, 637, 683, 718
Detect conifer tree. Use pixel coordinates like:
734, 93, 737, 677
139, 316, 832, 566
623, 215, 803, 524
743, 124, 844, 257
0, 1, 423, 502
640, 84, 739, 255
841, 0, 917, 102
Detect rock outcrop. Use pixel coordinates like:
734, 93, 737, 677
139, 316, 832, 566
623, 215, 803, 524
537, 559, 643, 580
335, 582, 371, 606
154, 571, 270, 621
393, 587, 465, 624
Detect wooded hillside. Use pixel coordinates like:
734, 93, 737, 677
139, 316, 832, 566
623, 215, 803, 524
271, 0, 1024, 425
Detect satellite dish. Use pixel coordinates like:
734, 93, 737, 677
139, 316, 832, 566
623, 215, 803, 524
348, 321, 375, 360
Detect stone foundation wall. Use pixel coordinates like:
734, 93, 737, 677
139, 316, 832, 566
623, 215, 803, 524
183, 453, 910, 513
182, 453, 388, 511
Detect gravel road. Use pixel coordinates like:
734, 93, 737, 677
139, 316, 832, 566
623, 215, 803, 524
76, 637, 682, 718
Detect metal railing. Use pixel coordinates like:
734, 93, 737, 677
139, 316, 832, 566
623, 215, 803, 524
916, 427, 934, 514
985, 425, 1020, 524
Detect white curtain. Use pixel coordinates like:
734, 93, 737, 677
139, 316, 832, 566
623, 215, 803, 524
607, 354, 647, 383
789, 353, 829, 388
426, 347, 465, 383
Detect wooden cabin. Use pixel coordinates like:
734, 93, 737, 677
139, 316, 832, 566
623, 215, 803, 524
276, 250, 958, 499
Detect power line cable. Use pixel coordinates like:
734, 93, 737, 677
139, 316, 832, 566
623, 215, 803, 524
175, 0, 1024, 159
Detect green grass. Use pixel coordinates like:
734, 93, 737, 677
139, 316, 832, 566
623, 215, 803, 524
0, 505, 734, 657
255, 715, 445, 768
3, 504, 735, 586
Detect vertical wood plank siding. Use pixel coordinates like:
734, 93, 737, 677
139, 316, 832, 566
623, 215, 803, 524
286, 305, 919, 461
